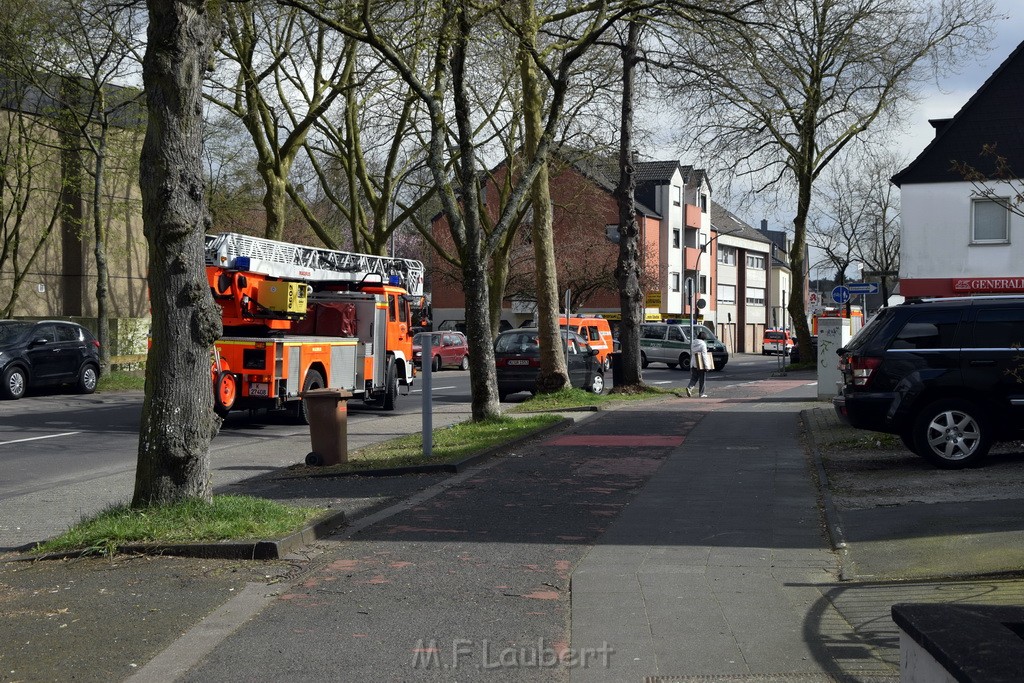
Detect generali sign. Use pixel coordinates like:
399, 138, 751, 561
953, 278, 1024, 293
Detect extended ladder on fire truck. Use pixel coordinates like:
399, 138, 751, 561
205, 232, 425, 297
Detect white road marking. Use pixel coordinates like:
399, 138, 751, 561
0, 431, 82, 446
411, 386, 456, 393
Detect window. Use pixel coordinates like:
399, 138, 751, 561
672, 228, 681, 249
34, 324, 57, 342
668, 327, 685, 342
670, 272, 681, 292
746, 287, 765, 306
699, 275, 707, 295
673, 185, 681, 206
56, 324, 80, 342
585, 326, 600, 342
717, 245, 737, 266
890, 310, 961, 350
717, 283, 736, 305
969, 309, 1024, 348
746, 254, 766, 269
641, 325, 666, 340
700, 194, 708, 213
972, 198, 1009, 243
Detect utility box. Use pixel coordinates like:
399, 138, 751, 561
302, 388, 352, 466
259, 281, 308, 314
817, 317, 853, 401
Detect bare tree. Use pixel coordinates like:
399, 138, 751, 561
276, 0, 641, 419
809, 149, 902, 306
662, 0, 996, 358
9, 0, 146, 369
207, 0, 354, 242
0, 107, 64, 317
133, 0, 221, 507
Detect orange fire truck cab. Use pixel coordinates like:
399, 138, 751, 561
205, 233, 424, 421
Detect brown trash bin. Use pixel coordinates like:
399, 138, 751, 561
301, 388, 352, 466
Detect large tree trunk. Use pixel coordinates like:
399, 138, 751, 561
133, 0, 223, 507
464, 258, 501, 420
259, 169, 288, 240
519, 0, 567, 393
614, 19, 644, 388
789, 166, 813, 362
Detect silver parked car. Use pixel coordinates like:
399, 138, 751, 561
638, 323, 729, 371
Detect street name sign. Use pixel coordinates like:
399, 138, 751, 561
848, 282, 879, 295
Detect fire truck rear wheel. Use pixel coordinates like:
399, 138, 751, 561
214, 371, 237, 417
382, 361, 398, 411
296, 369, 326, 424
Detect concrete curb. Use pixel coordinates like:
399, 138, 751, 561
13, 509, 348, 562
801, 408, 855, 581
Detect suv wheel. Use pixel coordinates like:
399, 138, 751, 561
912, 399, 991, 468
77, 363, 99, 394
2, 365, 27, 400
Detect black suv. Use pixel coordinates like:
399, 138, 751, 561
0, 320, 101, 400
833, 296, 1024, 468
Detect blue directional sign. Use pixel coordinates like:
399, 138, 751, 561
831, 285, 851, 304
847, 282, 880, 295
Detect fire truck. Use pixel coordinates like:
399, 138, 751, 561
204, 232, 425, 420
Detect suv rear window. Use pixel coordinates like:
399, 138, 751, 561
842, 309, 894, 352
890, 310, 961, 350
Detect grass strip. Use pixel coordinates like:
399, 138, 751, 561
33, 495, 324, 556
509, 385, 682, 413
300, 414, 564, 475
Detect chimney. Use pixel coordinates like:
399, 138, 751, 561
760, 219, 768, 231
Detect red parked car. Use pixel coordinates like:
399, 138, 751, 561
413, 331, 470, 371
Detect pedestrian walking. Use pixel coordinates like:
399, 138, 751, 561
686, 336, 713, 397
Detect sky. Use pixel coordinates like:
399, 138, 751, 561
894, 0, 1023, 165
691, 0, 1024, 278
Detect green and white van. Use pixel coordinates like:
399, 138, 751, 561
639, 323, 729, 371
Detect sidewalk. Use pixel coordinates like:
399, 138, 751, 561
4, 373, 1024, 681
570, 381, 897, 681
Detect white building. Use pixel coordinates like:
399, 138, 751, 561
710, 203, 772, 353
892, 39, 1024, 298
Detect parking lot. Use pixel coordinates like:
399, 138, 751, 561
806, 406, 1024, 580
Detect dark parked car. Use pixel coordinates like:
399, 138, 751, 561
833, 296, 1024, 468
413, 331, 469, 371
494, 328, 604, 401
0, 320, 101, 400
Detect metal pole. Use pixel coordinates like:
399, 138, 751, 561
421, 333, 432, 458
564, 289, 571, 369
689, 253, 699, 345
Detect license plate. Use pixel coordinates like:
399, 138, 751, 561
507, 359, 531, 366
249, 382, 269, 397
